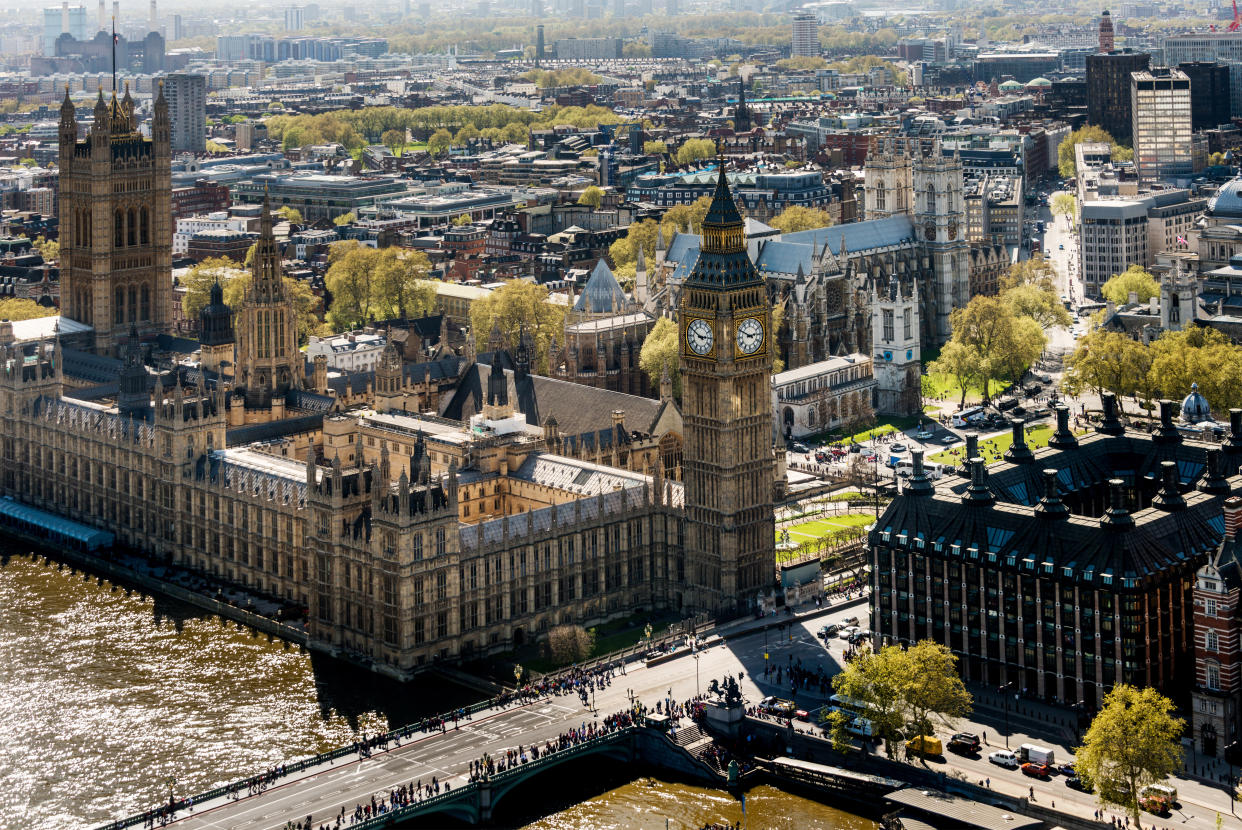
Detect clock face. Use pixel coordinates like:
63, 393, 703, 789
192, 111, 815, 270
924, 222, 937, 241
686, 318, 714, 356
736, 317, 764, 355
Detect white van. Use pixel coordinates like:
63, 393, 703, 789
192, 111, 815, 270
894, 460, 944, 480
846, 717, 875, 738
1017, 743, 1055, 766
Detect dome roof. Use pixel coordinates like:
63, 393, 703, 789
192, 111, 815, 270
1026, 77, 1052, 88
1208, 176, 1242, 218
998, 80, 1024, 91
1182, 382, 1212, 423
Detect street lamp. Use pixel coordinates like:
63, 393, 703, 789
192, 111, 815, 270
694, 651, 701, 696
514, 664, 523, 690
998, 682, 1016, 749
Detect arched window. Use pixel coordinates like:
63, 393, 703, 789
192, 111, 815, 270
1208, 660, 1221, 691
140, 207, 149, 245
927, 185, 937, 214
114, 287, 124, 324
127, 208, 137, 247
140, 284, 150, 321
114, 210, 124, 247
128, 287, 137, 323
876, 182, 886, 212
1208, 630, 1219, 652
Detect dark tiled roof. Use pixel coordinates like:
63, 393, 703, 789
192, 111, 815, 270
226, 413, 323, 446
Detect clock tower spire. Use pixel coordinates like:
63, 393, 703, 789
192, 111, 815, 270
679, 162, 775, 615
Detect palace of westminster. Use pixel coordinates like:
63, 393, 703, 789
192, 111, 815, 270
0, 86, 781, 677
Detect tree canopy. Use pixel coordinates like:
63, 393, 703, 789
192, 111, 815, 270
180, 257, 249, 321
1075, 684, 1183, 827
769, 205, 834, 234
324, 244, 434, 331
1057, 125, 1131, 178
1051, 192, 1077, 217
0, 298, 55, 321
931, 295, 1046, 403
276, 205, 303, 225
675, 138, 718, 167
468, 279, 565, 374
1101, 265, 1160, 305
578, 185, 604, 209
638, 316, 680, 400
830, 640, 971, 758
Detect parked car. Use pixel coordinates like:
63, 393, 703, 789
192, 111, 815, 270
819, 624, 839, 639
1022, 762, 1052, 778
1058, 763, 1076, 777
839, 625, 860, 640
791, 442, 810, 453
914, 429, 934, 440
948, 733, 982, 754
1066, 775, 1093, 792
843, 616, 860, 626
940, 435, 957, 445
890, 443, 908, 453
989, 750, 1019, 768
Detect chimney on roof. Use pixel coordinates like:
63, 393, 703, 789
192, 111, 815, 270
1098, 391, 1125, 436
1152, 460, 1186, 512
1154, 399, 1182, 444
962, 457, 993, 505
1035, 468, 1069, 520
959, 434, 980, 478
1225, 495, 1242, 541
905, 449, 935, 496
1004, 419, 1034, 463
1101, 478, 1133, 530
1200, 447, 1232, 495
1048, 404, 1078, 449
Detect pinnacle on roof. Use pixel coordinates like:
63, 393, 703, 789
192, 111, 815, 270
702, 162, 743, 229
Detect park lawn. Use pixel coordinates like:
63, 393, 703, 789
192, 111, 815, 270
780, 513, 873, 545
922, 372, 1012, 408
925, 424, 1092, 464
397, 141, 428, 156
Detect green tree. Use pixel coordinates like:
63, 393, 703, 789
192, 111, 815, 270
452, 213, 472, 227
638, 316, 680, 400
427, 128, 453, 157
1000, 258, 1072, 328
948, 296, 1045, 401
180, 257, 248, 320
578, 185, 604, 209
276, 205, 303, 225
1075, 684, 1184, 828
1051, 192, 1077, 218
381, 128, 406, 155
468, 279, 566, 373
769, 205, 833, 234
775, 56, 828, 70
662, 196, 714, 234
324, 244, 379, 330
501, 122, 529, 145
0, 298, 55, 321
1063, 329, 1150, 401
454, 123, 480, 146
1057, 125, 1129, 178
30, 235, 58, 263
830, 644, 911, 759
609, 218, 662, 269
642, 140, 667, 155
900, 641, 972, 743
372, 248, 435, 320
927, 340, 983, 409
675, 138, 717, 167
333, 211, 357, 227
1101, 265, 1159, 305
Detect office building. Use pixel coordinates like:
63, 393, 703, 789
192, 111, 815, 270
284, 6, 304, 31
1163, 32, 1242, 117
1079, 189, 1202, 294
1180, 62, 1232, 131
869, 398, 1237, 709
162, 73, 206, 154
1087, 50, 1150, 145
791, 11, 818, 58
553, 37, 621, 60
1132, 68, 1193, 181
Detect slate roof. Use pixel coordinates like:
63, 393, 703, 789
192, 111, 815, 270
573, 259, 630, 313
755, 240, 815, 277
439, 351, 663, 439
782, 214, 918, 253
874, 430, 1235, 587
226, 413, 324, 447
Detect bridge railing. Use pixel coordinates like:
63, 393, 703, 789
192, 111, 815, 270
347, 727, 638, 829
92, 695, 541, 830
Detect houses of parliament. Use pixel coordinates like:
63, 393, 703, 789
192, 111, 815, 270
0, 92, 778, 677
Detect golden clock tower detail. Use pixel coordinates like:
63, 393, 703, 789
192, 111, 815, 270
679, 164, 776, 615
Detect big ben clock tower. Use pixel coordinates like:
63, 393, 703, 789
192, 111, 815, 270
680, 164, 775, 615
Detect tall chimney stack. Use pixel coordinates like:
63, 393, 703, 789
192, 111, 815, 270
149, 0, 156, 33
1226, 496, 1242, 540
112, 1, 119, 28
61, 0, 69, 35
98, 0, 105, 32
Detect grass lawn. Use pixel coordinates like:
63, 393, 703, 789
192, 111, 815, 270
519, 612, 680, 674
809, 410, 939, 447
922, 372, 1012, 408
397, 141, 428, 156
780, 513, 873, 547
925, 424, 1090, 465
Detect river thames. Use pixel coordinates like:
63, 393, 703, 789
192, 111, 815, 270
0, 550, 875, 830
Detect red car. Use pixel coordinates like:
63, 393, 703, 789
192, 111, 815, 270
1022, 762, 1051, 778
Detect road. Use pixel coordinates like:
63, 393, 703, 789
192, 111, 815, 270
1044, 191, 1082, 306
153, 599, 1242, 830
